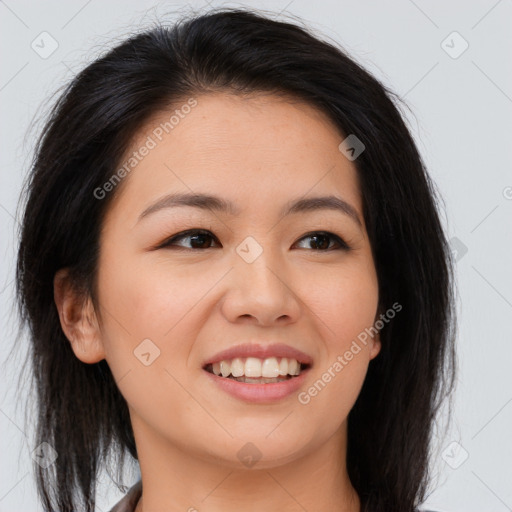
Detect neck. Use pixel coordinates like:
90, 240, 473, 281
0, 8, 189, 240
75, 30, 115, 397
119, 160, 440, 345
131, 414, 360, 512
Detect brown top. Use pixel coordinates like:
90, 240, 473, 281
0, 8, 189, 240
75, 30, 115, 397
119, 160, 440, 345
109, 480, 142, 512
107, 480, 434, 511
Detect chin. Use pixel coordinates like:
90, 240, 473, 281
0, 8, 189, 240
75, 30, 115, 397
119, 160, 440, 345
199, 434, 311, 470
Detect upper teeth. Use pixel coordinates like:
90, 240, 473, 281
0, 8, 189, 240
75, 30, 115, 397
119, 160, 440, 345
211, 357, 302, 378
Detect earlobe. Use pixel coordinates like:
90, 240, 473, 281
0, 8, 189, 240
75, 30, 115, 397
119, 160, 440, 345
53, 268, 106, 364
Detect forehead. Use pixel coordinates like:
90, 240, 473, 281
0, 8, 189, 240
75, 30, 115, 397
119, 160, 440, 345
104, 92, 363, 226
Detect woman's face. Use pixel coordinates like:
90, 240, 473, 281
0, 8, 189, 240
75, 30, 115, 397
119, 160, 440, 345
93, 92, 380, 468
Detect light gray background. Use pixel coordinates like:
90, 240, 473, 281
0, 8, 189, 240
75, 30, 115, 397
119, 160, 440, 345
1, 1, 511, 511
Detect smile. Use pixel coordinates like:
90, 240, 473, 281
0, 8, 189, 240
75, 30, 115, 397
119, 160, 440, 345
204, 356, 309, 383
202, 357, 312, 403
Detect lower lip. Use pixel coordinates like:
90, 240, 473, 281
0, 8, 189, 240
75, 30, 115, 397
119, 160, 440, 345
203, 368, 311, 403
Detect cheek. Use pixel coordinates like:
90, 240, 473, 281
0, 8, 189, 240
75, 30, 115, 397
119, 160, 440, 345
98, 250, 211, 338
94, 257, 205, 428
96, 252, 225, 384
93, 254, 219, 454
309, 266, 379, 349
295, 264, 378, 417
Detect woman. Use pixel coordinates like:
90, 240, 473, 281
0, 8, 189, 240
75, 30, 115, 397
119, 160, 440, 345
15, 8, 456, 512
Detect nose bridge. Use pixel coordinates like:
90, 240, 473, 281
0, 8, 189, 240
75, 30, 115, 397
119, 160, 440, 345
240, 249, 280, 291
236, 239, 286, 297
221, 236, 300, 324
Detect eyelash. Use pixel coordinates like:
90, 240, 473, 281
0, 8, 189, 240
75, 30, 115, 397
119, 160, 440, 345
157, 229, 351, 252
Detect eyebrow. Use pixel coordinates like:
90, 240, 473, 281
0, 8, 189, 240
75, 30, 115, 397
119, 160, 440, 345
137, 192, 362, 227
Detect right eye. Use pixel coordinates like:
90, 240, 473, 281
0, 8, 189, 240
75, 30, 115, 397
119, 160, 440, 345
158, 229, 221, 250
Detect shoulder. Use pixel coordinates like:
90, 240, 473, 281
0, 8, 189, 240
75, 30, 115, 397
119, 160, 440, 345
108, 480, 142, 512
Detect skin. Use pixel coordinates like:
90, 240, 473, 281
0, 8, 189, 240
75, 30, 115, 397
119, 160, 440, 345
54, 92, 381, 512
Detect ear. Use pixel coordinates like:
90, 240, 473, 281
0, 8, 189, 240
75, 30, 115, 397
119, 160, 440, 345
369, 308, 383, 360
369, 331, 381, 360
53, 268, 105, 364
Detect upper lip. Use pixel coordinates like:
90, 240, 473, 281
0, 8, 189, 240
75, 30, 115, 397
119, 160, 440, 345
203, 343, 313, 368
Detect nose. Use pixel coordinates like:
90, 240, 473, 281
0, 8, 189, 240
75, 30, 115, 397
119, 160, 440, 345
220, 247, 301, 326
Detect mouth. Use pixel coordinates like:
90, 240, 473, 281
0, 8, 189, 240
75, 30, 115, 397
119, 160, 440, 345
203, 357, 311, 384
201, 343, 313, 402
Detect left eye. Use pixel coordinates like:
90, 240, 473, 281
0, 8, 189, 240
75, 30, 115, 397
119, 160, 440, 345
158, 230, 349, 251
160, 229, 219, 249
